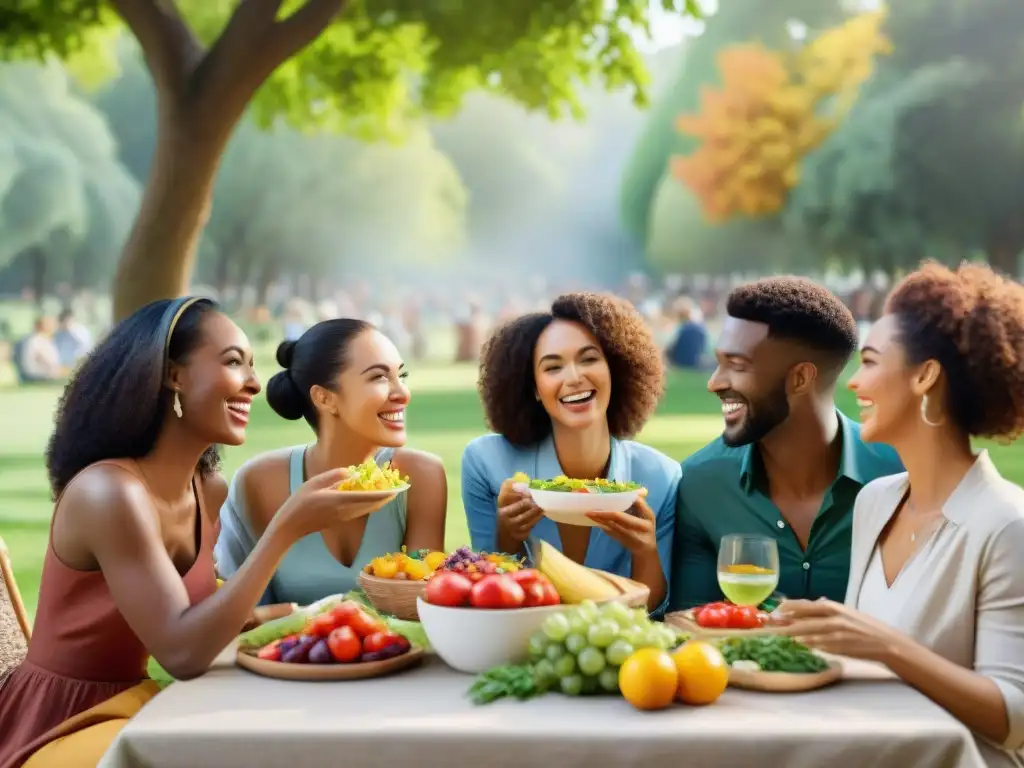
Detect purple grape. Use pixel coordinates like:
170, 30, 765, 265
308, 639, 334, 665
278, 638, 300, 656
281, 636, 316, 663
360, 644, 407, 663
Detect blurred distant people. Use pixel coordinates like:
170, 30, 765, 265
53, 308, 93, 368
315, 299, 338, 322
666, 296, 709, 370
403, 299, 427, 361
282, 299, 308, 341
17, 316, 63, 383
454, 300, 486, 363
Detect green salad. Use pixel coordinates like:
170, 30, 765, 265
518, 473, 641, 494
718, 635, 829, 674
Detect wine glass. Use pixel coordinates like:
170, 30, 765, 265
717, 535, 780, 607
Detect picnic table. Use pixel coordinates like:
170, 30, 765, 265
98, 645, 987, 768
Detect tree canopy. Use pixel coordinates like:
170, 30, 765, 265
0, 60, 138, 295
784, 0, 1024, 275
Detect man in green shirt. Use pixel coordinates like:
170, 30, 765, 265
669, 277, 903, 611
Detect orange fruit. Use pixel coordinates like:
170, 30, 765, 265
672, 641, 729, 705
618, 648, 679, 711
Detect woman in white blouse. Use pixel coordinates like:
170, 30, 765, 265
774, 262, 1024, 767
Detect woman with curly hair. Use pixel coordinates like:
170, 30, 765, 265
774, 262, 1024, 766
461, 292, 679, 613
0, 298, 390, 768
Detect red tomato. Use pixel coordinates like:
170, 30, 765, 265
469, 574, 526, 609
362, 631, 403, 654
257, 641, 282, 661
695, 604, 730, 628
511, 569, 540, 587
307, 612, 339, 637
348, 609, 387, 638
330, 601, 362, 626
729, 605, 762, 630
522, 581, 547, 608
326, 626, 361, 663
536, 579, 561, 606
425, 571, 474, 607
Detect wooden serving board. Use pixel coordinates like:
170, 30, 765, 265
727, 659, 843, 693
236, 645, 424, 681
664, 609, 780, 639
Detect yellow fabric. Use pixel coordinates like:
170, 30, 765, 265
22, 681, 159, 768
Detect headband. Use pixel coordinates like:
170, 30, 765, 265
162, 296, 210, 364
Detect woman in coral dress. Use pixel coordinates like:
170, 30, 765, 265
0, 297, 394, 768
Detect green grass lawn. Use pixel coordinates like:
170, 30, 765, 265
2, 363, 1021, 619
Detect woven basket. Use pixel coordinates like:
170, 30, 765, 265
358, 572, 427, 621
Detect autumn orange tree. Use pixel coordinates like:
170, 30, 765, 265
672, 10, 892, 223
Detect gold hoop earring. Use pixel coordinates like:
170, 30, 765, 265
173, 391, 183, 419
920, 394, 942, 428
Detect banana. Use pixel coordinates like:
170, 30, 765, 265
531, 539, 621, 603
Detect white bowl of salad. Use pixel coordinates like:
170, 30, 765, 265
516, 474, 643, 525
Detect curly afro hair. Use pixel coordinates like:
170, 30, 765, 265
478, 292, 665, 447
727, 276, 859, 380
886, 261, 1024, 442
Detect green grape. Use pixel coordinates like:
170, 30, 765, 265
542, 613, 571, 642
568, 615, 590, 635
581, 675, 600, 695
553, 653, 577, 678
560, 674, 584, 696
606, 639, 634, 666
577, 600, 600, 620
533, 658, 557, 685
587, 621, 618, 649
622, 627, 647, 647
528, 632, 549, 660
576, 646, 607, 677
631, 608, 649, 624
565, 632, 587, 655
640, 630, 663, 649
599, 667, 620, 692
601, 601, 633, 627
656, 626, 678, 650
545, 643, 567, 663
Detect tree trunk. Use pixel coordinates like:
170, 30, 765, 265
256, 261, 279, 306
108, 0, 346, 321
31, 247, 47, 307
213, 245, 233, 295
112, 121, 230, 319
985, 240, 1022, 279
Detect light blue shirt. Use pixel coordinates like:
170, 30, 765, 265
461, 433, 681, 616
215, 446, 407, 606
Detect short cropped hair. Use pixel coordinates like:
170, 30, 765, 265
727, 276, 859, 378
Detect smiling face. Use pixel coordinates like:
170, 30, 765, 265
847, 314, 925, 444
708, 317, 794, 447
321, 328, 410, 447
533, 319, 612, 433
170, 312, 261, 447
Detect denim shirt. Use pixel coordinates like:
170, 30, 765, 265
460, 433, 681, 616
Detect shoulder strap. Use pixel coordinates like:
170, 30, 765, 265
289, 445, 307, 493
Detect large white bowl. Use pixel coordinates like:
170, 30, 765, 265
528, 487, 641, 526
416, 597, 566, 674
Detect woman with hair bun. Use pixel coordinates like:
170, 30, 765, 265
215, 319, 447, 606
774, 262, 1024, 766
